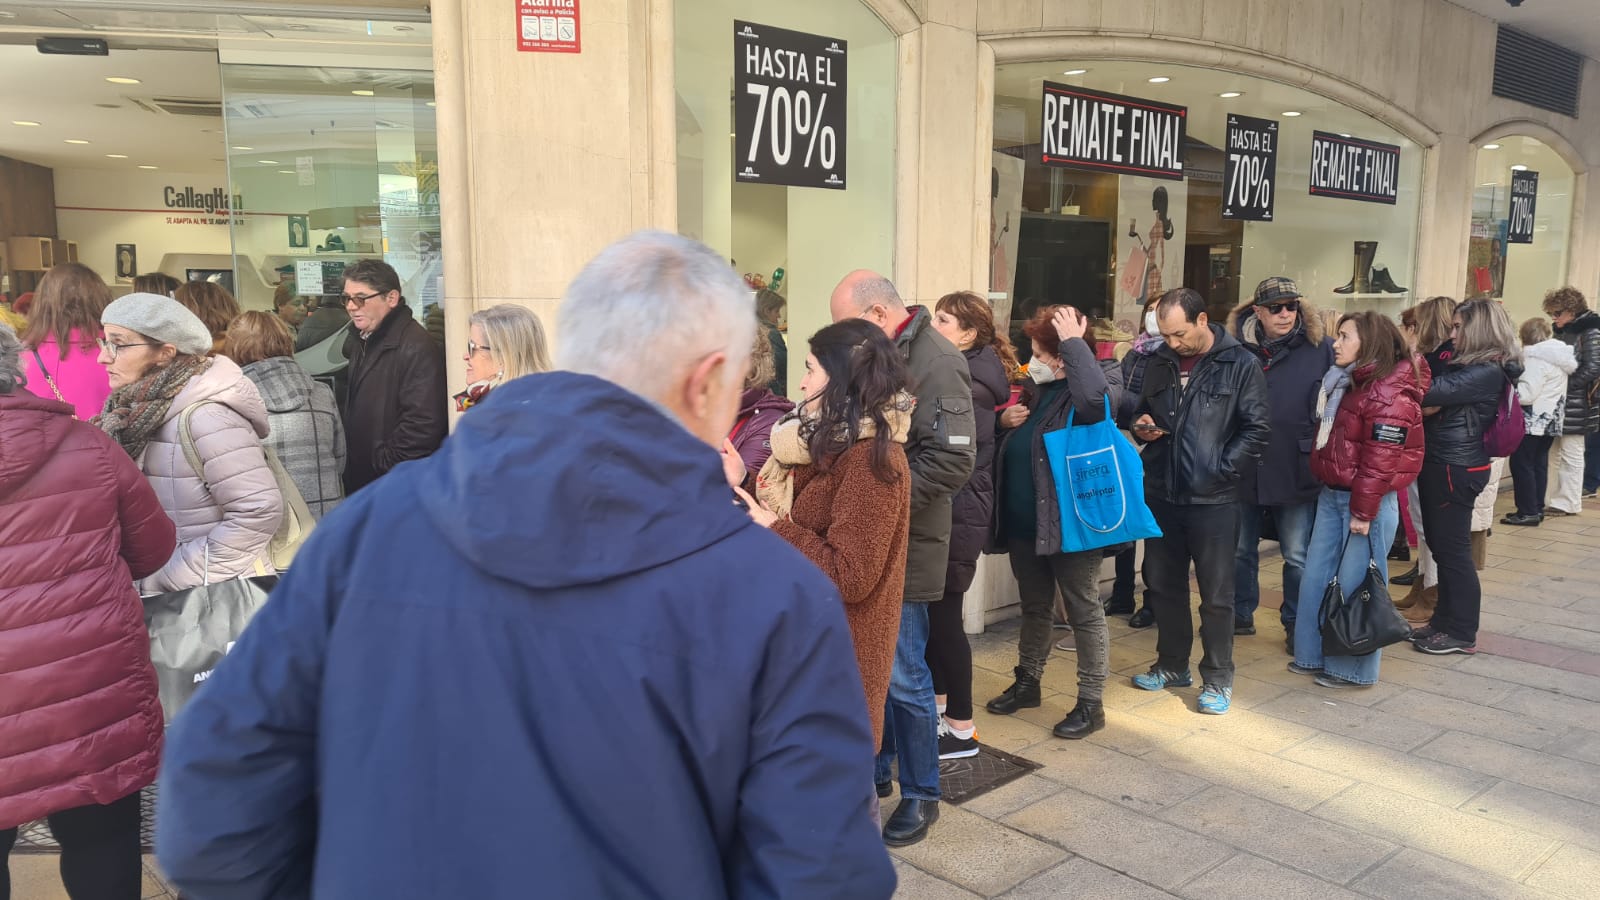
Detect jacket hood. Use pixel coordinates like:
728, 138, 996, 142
242, 356, 321, 414
0, 388, 76, 495
1526, 338, 1578, 374
416, 372, 754, 589
964, 344, 1011, 401
165, 356, 271, 438
1229, 298, 1324, 347
739, 386, 794, 418
895, 305, 934, 350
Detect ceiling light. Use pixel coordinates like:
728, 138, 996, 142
1339, 133, 1352, 138
351, 89, 375, 96
138, 165, 157, 169
105, 76, 141, 85
258, 159, 280, 165
278, 169, 294, 174
1481, 143, 1501, 150
394, 24, 414, 32
12, 120, 40, 127
425, 101, 436, 107
1511, 164, 1529, 171
1218, 91, 1242, 98
1148, 76, 1171, 83
105, 153, 127, 159
64, 139, 90, 144
1481, 182, 1498, 187
1063, 68, 1088, 76
1282, 111, 1302, 117
232, 146, 254, 151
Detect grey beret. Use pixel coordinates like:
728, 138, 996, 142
102, 292, 213, 356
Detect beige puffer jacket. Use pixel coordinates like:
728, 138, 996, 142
138, 357, 284, 593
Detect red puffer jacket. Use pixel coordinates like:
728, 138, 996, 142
1310, 357, 1430, 522
0, 388, 177, 829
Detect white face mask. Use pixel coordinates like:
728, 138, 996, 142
1144, 310, 1160, 337
1027, 357, 1057, 384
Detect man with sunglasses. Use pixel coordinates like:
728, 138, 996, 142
1229, 277, 1334, 653
338, 258, 448, 494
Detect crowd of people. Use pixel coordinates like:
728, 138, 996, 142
1, 228, 1596, 898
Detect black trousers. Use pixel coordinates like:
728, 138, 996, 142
1417, 461, 1490, 642
1, 791, 143, 900
1509, 434, 1556, 517
1111, 544, 1152, 612
1146, 499, 1240, 688
926, 579, 974, 721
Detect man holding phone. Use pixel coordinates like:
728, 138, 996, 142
1130, 288, 1270, 716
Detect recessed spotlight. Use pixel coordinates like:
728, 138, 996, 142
278, 169, 295, 174
1481, 182, 1498, 187
138, 165, 157, 169
1511, 164, 1529, 171
1481, 143, 1501, 150
1148, 76, 1171, 84
64, 139, 90, 144
1339, 133, 1352, 138
1218, 91, 1242, 98
394, 24, 414, 32
1282, 111, 1303, 117
258, 159, 280, 165
232, 146, 254, 151
1063, 68, 1088, 76
105, 153, 128, 158
351, 89, 375, 96
12, 120, 40, 127
105, 76, 141, 85
425, 100, 436, 107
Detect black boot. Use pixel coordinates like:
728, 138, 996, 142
986, 667, 1042, 715
1334, 241, 1378, 293
1391, 564, 1419, 586
1052, 699, 1106, 740
882, 798, 939, 846
1371, 264, 1408, 294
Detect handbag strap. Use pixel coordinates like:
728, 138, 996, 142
30, 347, 70, 407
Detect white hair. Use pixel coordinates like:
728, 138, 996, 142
557, 230, 756, 402
0, 323, 24, 395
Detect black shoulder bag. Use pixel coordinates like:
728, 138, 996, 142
1320, 527, 1414, 657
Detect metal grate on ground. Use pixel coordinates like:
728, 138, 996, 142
12, 785, 158, 855
939, 743, 1041, 805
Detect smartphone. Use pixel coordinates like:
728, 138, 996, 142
1133, 423, 1169, 437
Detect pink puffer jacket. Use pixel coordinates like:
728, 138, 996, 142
137, 356, 284, 593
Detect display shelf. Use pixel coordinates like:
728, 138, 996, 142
1331, 291, 1410, 298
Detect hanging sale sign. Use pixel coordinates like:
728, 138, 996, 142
1039, 82, 1187, 181
1508, 170, 1540, 245
516, 0, 580, 54
1309, 131, 1400, 205
734, 21, 847, 190
1222, 114, 1278, 221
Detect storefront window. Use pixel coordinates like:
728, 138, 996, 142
676, 0, 896, 396
1465, 136, 1574, 322
994, 61, 1423, 354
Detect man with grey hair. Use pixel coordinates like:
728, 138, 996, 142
157, 231, 897, 899
831, 270, 976, 847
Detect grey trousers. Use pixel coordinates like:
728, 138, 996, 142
1007, 537, 1109, 703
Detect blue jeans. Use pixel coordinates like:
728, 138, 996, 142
874, 602, 941, 802
1294, 489, 1399, 685
1234, 501, 1315, 627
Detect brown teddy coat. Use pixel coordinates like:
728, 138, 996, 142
772, 439, 911, 746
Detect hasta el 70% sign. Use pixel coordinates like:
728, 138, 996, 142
734, 21, 847, 190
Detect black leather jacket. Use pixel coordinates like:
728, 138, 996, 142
1554, 311, 1600, 435
1134, 325, 1271, 505
1421, 360, 1522, 467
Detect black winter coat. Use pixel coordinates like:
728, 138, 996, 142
1230, 310, 1334, 507
1421, 359, 1522, 467
945, 345, 1012, 591
989, 338, 1112, 556
1135, 325, 1271, 505
341, 304, 449, 494
1554, 310, 1600, 435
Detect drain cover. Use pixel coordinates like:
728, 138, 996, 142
940, 744, 1041, 805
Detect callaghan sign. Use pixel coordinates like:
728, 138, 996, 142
163, 186, 240, 214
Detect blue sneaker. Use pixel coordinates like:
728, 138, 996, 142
1197, 684, 1232, 715
1131, 667, 1193, 691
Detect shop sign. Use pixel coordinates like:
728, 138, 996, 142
164, 186, 237, 214
1039, 82, 1186, 181
1222, 114, 1278, 221
1309, 131, 1399, 205
296, 260, 348, 297
1508, 170, 1539, 244
516, 0, 580, 54
734, 20, 847, 190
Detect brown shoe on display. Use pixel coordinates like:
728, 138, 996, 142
1402, 586, 1437, 624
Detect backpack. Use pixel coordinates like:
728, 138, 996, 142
1482, 376, 1526, 458
180, 401, 315, 571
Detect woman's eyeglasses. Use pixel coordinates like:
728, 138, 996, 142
467, 341, 493, 355
97, 338, 160, 359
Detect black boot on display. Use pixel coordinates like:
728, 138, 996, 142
1334, 241, 1378, 293
1371, 264, 1409, 294
985, 666, 1042, 715
1052, 700, 1106, 740
882, 799, 939, 847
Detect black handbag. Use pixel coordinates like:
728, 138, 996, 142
1319, 530, 1413, 657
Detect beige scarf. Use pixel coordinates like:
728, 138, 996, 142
755, 391, 915, 518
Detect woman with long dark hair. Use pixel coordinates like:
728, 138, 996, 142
1394, 296, 1457, 608
1290, 312, 1426, 687
19, 262, 113, 420
1410, 299, 1521, 654
925, 291, 1015, 758
735, 319, 913, 752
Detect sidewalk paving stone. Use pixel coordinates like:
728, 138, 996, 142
1462, 780, 1600, 853
1351, 848, 1563, 900
1523, 844, 1600, 899
1175, 852, 1370, 900
1156, 785, 1396, 883
1415, 730, 1600, 804
996, 855, 1178, 900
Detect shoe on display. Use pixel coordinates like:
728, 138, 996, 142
1413, 632, 1476, 655
1197, 684, 1233, 715
1287, 661, 1323, 675
1052, 700, 1106, 740
1131, 667, 1193, 691
936, 731, 980, 760
1391, 564, 1419, 586
1501, 513, 1543, 527
985, 666, 1042, 715
882, 798, 939, 847
1128, 607, 1155, 629
1334, 240, 1378, 293
1370, 264, 1408, 293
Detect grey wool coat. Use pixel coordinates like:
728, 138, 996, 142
242, 356, 346, 521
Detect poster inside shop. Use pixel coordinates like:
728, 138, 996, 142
1116, 175, 1188, 324
734, 21, 847, 190
1222, 114, 1278, 221
989, 151, 1025, 328
1040, 82, 1187, 181
516, 0, 581, 54
1467, 217, 1509, 299
1309, 131, 1400, 204
1508, 170, 1540, 244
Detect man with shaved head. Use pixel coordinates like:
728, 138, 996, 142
831, 269, 976, 846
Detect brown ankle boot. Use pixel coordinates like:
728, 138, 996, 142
1471, 531, 1488, 571
1394, 580, 1423, 610
1402, 586, 1437, 623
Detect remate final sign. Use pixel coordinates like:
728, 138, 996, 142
1508, 170, 1540, 244
1039, 82, 1187, 181
1309, 131, 1400, 205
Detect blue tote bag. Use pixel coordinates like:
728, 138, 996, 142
1041, 395, 1162, 553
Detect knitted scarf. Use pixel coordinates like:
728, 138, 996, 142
93, 356, 212, 460
1314, 365, 1353, 450
756, 391, 915, 518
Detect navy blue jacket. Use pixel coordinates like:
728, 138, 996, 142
1229, 306, 1334, 507
156, 372, 895, 900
